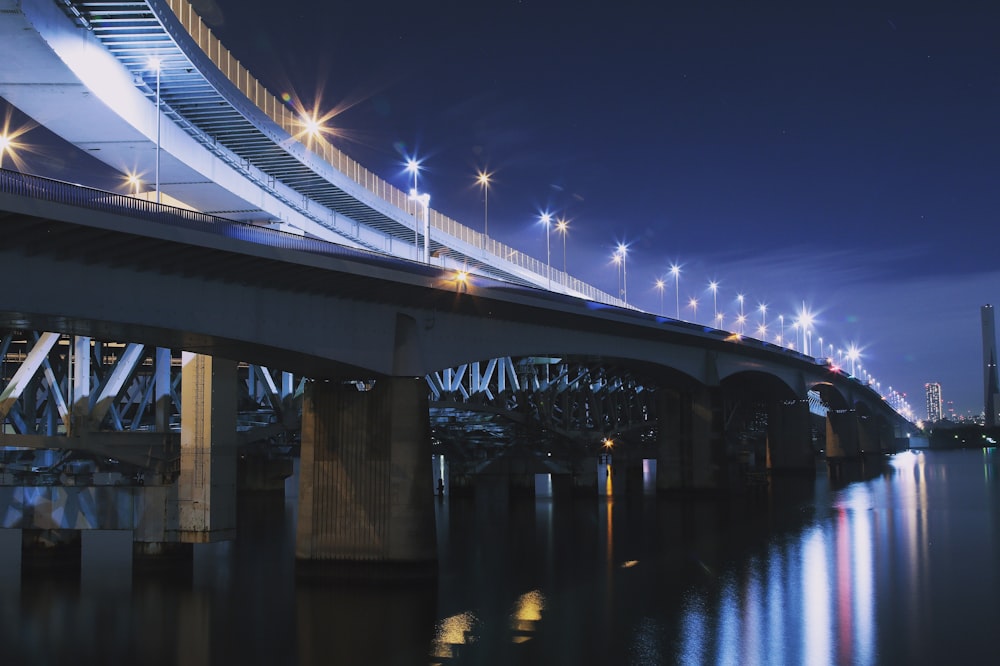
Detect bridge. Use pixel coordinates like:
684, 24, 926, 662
0, 0, 913, 574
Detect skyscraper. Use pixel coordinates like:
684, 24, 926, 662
925, 382, 943, 423
983, 305, 999, 427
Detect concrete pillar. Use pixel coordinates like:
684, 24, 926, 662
690, 387, 725, 489
825, 410, 859, 459
175, 352, 237, 543
296, 378, 436, 575
656, 387, 685, 491
857, 414, 881, 455
767, 399, 814, 471
657, 387, 725, 491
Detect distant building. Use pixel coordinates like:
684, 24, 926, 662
925, 382, 943, 423
984, 305, 999, 427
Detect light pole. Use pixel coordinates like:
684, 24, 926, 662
408, 190, 430, 263
476, 169, 491, 237
556, 217, 569, 276
128, 174, 140, 196
612, 252, 622, 300
737, 294, 745, 334
687, 297, 698, 322
406, 157, 422, 258
798, 303, 814, 356
0, 133, 10, 169
148, 57, 162, 203
709, 280, 719, 325
540, 212, 552, 290
758, 303, 767, 339
617, 243, 628, 304
670, 264, 681, 319
779, 314, 784, 346
655, 279, 665, 315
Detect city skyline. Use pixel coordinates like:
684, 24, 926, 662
3, 1, 999, 416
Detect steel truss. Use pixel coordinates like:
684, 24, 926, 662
0, 330, 301, 482
426, 356, 655, 443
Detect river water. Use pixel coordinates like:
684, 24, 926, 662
2, 447, 999, 665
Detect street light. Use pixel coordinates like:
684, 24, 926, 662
617, 243, 628, 304
758, 303, 767, 339
687, 296, 698, 322
779, 314, 785, 345
148, 56, 162, 204
669, 264, 681, 319
405, 157, 422, 257
127, 174, 141, 196
709, 280, 719, 324
0, 133, 11, 169
540, 212, 552, 290
846, 344, 861, 376
556, 217, 569, 276
655, 278, 665, 315
612, 251, 622, 300
476, 169, 491, 237
409, 188, 430, 263
737, 294, 745, 334
797, 303, 815, 356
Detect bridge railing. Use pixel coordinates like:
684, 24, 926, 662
0, 168, 440, 274
162, 0, 618, 306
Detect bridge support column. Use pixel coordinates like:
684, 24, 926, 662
825, 410, 859, 459
656, 387, 725, 491
296, 378, 436, 576
174, 352, 237, 543
767, 399, 814, 471
857, 414, 883, 455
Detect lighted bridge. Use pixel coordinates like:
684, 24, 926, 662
0, 0, 914, 573
0, 0, 612, 301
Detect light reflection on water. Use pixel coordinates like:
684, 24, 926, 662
1, 449, 1000, 664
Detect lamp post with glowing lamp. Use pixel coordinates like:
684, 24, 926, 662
556, 217, 569, 276
669, 264, 681, 319
612, 251, 622, 300
476, 169, 491, 238
617, 243, 628, 304
409, 188, 431, 263
540, 213, 552, 290
846, 344, 860, 376
0, 133, 12, 169
687, 296, 698, 322
148, 57, 162, 203
655, 278, 665, 315
709, 280, 719, 324
405, 157, 422, 256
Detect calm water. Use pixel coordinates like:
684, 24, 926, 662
2, 448, 1000, 665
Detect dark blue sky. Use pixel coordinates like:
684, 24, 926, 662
202, 0, 1000, 419
4, 1, 999, 418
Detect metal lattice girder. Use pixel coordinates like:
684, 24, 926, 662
0, 331, 60, 421
89, 343, 146, 427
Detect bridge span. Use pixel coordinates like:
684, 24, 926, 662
0, 0, 914, 575
0, 169, 910, 573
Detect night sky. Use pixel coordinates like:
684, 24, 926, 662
6, 1, 1000, 418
